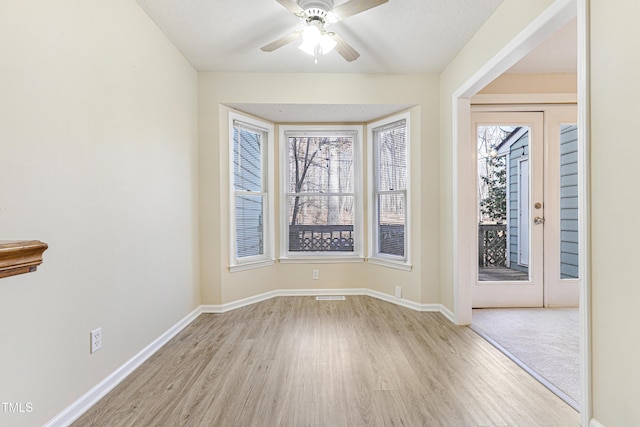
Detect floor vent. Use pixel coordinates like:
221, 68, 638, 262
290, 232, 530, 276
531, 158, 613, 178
315, 296, 346, 301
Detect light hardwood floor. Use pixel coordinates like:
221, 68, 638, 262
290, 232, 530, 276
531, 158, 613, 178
74, 296, 579, 426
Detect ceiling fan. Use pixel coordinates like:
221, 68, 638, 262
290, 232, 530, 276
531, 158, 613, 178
261, 0, 388, 62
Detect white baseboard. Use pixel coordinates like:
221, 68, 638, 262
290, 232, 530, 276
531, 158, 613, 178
201, 288, 452, 318
439, 304, 456, 323
200, 288, 367, 313
590, 419, 605, 427
48, 290, 453, 425
44, 306, 203, 427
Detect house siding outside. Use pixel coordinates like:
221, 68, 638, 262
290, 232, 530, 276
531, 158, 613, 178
560, 125, 579, 279
508, 132, 529, 273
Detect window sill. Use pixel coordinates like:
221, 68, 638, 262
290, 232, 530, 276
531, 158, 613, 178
279, 256, 365, 264
368, 257, 412, 271
229, 259, 275, 273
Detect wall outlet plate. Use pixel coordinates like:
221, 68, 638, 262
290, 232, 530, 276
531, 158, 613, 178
312, 269, 319, 280
90, 327, 102, 354
395, 286, 402, 299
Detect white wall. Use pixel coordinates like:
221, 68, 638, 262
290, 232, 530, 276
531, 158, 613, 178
198, 73, 440, 306
438, 0, 555, 313
0, 1, 199, 425
590, 0, 640, 424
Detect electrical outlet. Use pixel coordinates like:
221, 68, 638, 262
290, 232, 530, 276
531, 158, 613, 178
90, 327, 102, 354
312, 269, 319, 280
395, 286, 402, 299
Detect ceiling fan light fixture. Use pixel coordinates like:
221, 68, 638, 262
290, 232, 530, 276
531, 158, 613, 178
298, 29, 335, 56
264, 0, 382, 62
319, 33, 336, 54
301, 24, 322, 45
298, 39, 317, 56
325, 11, 338, 23
299, 23, 335, 57
299, 0, 334, 18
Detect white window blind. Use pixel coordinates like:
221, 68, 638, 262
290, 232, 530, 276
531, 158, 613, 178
372, 118, 408, 260
233, 119, 268, 261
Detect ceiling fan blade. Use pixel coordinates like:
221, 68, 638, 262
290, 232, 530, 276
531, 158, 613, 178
331, 0, 388, 21
261, 31, 303, 52
331, 33, 360, 62
275, 0, 305, 16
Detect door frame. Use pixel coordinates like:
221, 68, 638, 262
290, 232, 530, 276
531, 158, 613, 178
470, 106, 580, 309
543, 106, 581, 307
471, 111, 545, 308
450, 0, 591, 424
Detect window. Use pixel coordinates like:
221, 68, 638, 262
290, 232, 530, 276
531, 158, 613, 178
229, 113, 274, 271
369, 113, 410, 269
280, 125, 363, 260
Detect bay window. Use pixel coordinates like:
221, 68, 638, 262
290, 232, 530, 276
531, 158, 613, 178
369, 113, 410, 269
280, 125, 363, 260
229, 113, 274, 271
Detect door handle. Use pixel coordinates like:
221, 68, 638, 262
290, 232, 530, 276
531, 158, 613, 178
534, 216, 545, 225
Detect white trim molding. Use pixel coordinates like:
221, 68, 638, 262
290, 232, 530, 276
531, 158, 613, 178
471, 93, 577, 105
367, 257, 412, 271
279, 124, 365, 261
44, 290, 468, 426
367, 112, 412, 268
577, 1, 592, 426
590, 419, 605, 427
228, 112, 276, 271
44, 307, 204, 427
201, 287, 449, 315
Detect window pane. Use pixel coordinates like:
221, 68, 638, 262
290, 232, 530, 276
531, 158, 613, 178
235, 194, 263, 258
288, 195, 355, 252
375, 121, 407, 191
288, 195, 354, 226
234, 127, 262, 192
288, 136, 354, 194
372, 118, 408, 261
560, 124, 579, 279
378, 193, 405, 256
476, 125, 530, 281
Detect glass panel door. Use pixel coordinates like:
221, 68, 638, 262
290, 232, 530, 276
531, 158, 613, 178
472, 112, 544, 308
544, 106, 579, 307
477, 125, 531, 282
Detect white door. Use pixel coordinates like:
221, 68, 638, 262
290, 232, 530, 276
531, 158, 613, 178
472, 107, 579, 308
473, 111, 544, 308
544, 106, 580, 307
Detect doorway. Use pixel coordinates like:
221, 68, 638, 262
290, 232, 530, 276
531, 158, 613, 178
471, 105, 581, 409
473, 111, 544, 308
472, 107, 579, 308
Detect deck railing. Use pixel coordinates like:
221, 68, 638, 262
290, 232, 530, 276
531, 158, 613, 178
288, 224, 405, 254
289, 225, 355, 252
478, 223, 507, 267
378, 224, 405, 256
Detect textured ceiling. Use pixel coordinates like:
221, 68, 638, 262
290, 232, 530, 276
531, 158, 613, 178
135, 0, 505, 74
135, 1, 577, 122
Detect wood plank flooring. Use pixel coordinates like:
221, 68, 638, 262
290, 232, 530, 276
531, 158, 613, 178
74, 296, 579, 426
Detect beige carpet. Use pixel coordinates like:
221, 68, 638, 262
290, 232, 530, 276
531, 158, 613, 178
470, 308, 580, 410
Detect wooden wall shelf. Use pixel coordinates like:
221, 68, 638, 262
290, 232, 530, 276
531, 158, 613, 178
0, 240, 48, 279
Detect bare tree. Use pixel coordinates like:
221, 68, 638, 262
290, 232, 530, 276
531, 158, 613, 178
477, 126, 510, 223
289, 136, 353, 225
290, 137, 321, 225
